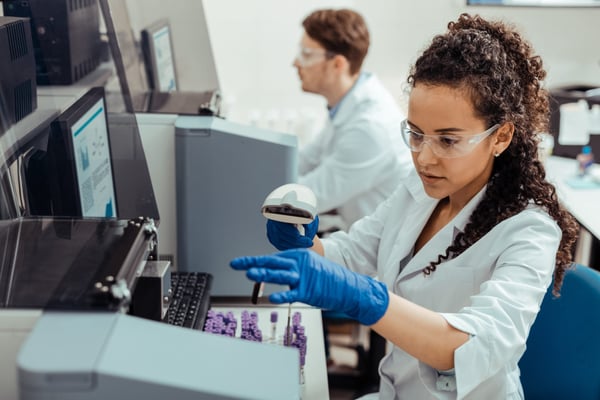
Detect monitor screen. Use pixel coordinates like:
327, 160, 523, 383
141, 20, 177, 92
29, 87, 119, 218
22, 86, 159, 222
69, 95, 117, 217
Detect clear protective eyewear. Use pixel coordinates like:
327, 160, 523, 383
295, 47, 336, 67
400, 119, 501, 158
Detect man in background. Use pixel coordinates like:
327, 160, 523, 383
291, 10, 411, 389
294, 8, 412, 230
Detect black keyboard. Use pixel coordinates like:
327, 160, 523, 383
163, 271, 213, 330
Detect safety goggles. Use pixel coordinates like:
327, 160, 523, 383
295, 47, 336, 67
400, 119, 500, 158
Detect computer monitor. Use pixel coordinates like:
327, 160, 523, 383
66, 90, 117, 217
28, 87, 118, 218
99, 0, 220, 116
141, 19, 177, 92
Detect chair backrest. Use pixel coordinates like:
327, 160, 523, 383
519, 264, 600, 400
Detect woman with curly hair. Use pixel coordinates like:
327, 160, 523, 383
231, 13, 579, 399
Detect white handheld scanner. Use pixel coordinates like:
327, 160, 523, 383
253, 183, 318, 304
261, 183, 317, 235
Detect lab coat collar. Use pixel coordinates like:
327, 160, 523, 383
380, 172, 437, 285
396, 179, 488, 280
329, 72, 375, 124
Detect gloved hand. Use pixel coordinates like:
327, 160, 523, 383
266, 215, 319, 251
230, 248, 389, 326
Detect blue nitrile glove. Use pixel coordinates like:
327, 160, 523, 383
266, 215, 319, 250
230, 248, 389, 326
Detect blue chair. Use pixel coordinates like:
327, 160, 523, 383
519, 264, 600, 400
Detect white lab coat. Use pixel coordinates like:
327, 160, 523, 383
298, 73, 412, 228
323, 170, 561, 399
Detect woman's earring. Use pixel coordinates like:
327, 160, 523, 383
494, 152, 500, 157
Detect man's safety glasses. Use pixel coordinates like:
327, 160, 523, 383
295, 47, 336, 67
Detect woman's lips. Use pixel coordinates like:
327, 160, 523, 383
419, 171, 443, 185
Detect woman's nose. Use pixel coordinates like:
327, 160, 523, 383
416, 141, 437, 164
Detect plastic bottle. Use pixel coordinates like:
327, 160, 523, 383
576, 145, 594, 176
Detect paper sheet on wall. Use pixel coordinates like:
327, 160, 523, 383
558, 101, 590, 145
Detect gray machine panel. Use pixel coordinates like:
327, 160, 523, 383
175, 116, 298, 296
18, 312, 300, 399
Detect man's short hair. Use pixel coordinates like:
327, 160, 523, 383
302, 9, 370, 75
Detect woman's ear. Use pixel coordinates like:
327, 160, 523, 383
493, 122, 514, 156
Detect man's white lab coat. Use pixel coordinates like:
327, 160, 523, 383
323, 170, 561, 399
298, 73, 412, 228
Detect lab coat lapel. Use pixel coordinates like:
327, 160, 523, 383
381, 177, 437, 286
330, 92, 355, 130
398, 186, 488, 280
322, 96, 353, 154
319, 119, 336, 154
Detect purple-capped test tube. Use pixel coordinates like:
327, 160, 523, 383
239, 309, 263, 342
270, 311, 278, 342
204, 311, 240, 336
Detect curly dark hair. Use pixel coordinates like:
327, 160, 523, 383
407, 13, 579, 295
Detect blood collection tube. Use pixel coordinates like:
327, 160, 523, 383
270, 311, 278, 342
